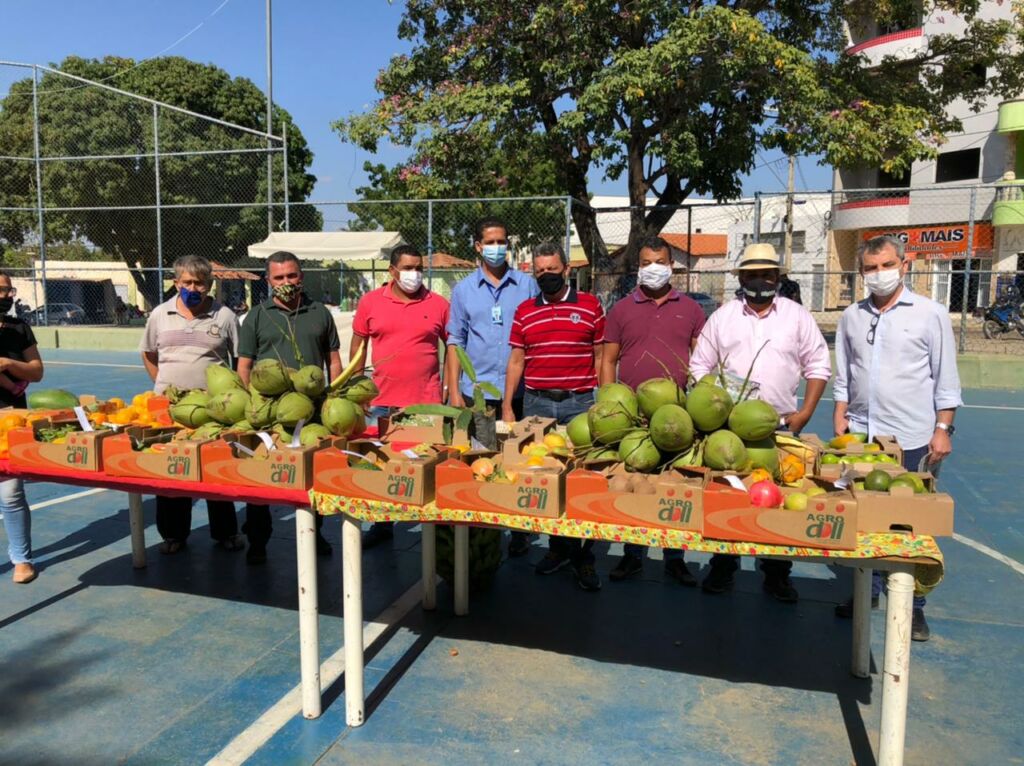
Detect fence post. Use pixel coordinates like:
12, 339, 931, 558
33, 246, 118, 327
959, 186, 978, 353
564, 196, 572, 269
30, 66, 48, 326
753, 191, 762, 244
426, 200, 434, 290
686, 206, 693, 292
283, 123, 290, 231
153, 103, 164, 305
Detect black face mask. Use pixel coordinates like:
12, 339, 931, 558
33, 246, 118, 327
742, 278, 777, 303
0, 297, 13, 315
537, 272, 566, 295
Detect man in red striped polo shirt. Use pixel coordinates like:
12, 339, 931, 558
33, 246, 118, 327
503, 241, 607, 591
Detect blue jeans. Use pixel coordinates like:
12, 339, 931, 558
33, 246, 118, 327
872, 444, 939, 609
1, 478, 31, 565
524, 388, 596, 563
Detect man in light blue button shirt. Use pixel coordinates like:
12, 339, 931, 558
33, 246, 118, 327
832, 234, 962, 641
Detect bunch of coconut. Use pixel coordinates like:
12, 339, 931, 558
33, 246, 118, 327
167, 361, 377, 446
566, 375, 783, 477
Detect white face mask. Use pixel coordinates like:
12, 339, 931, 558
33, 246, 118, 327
864, 268, 902, 297
637, 263, 672, 290
396, 270, 424, 294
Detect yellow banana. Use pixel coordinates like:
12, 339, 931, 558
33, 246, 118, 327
329, 340, 366, 392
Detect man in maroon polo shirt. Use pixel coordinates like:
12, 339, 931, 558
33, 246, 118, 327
503, 241, 606, 591
600, 235, 706, 585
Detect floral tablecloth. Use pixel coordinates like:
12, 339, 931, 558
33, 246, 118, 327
311, 491, 944, 592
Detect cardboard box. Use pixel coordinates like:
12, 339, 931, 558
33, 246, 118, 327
102, 426, 207, 482
509, 416, 556, 440
313, 438, 443, 506
852, 475, 954, 537
379, 413, 471, 447
701, 474, 858, 550
566, 464, 705, 532
435, 450, 566, 518
201, 432, 326, 491
8, 417, 119, 473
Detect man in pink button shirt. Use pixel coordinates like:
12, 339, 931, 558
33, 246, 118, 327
689, 243, 831, 603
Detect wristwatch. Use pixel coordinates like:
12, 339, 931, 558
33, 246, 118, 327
935, 423, 956, 435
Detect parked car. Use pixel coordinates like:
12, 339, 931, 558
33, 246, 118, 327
24, 303, 87, 326
686, 292, 718, 318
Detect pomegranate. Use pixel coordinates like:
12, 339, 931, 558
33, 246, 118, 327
748, 479, 783, 508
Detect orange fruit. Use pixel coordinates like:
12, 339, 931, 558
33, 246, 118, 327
470, 457, 496, 478
88, 412, 108, 425
1, 414, 26, 430
107, 397, 125, 409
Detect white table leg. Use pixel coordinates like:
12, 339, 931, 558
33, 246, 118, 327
851, 566, 872, 679
421, 523, 436, 610
342, 513, 365, 727
296, 507, 321, 719
878, 565, 914, 766
454, 524, 469, 616
128, 492, 146, 569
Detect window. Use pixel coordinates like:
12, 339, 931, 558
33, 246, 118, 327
935, 148, 980, 183
877, 167, 909, 188
742, 231, 807, 252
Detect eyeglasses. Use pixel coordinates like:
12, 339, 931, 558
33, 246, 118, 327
0, 287, 16, 297
867, 313, 880, 346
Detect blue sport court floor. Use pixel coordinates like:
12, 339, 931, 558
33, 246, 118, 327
1, 349, 1022, 765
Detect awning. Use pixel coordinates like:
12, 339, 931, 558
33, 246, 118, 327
247, 232, 405, 262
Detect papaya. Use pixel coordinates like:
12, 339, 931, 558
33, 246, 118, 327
27, 389, 80, 410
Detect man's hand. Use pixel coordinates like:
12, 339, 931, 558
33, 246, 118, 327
449, 388, 465, 408
501, 404, 516, 424
784, 409, 812, 435
833, 413, 849, 437
927, 429, 953, 464
0, 358, 10, 373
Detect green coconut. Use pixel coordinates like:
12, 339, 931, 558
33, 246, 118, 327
232, 419, 254, 432
702, 429, 748, 471
170, 390, 213, 428
207, 388, 251, 425
566, 412, 592, 448
649, 404, 695, 453
321, 397, 364, 437
587, 400, 634, 445
299, 423, 332, 447
618, 431, 662, 473
685, 384, 733, 432
586, 446, 620, 462
728, 399, 780, 441
250, 358, 293, 396
696, 373, 721, 387
744, 437, 780, 476
205, 365, 245, 396
290, 365, 326, 398
275, 392, 315, 428
636, 378, 686, 420
595, 382, 640, 419
672, 445, 701, 468
245, 391, 277, 429
189, 422, 225, 440
342, 375, 379, 406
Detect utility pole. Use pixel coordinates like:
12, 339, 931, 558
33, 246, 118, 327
784, 154, 795, 271
266, 0, 274, 234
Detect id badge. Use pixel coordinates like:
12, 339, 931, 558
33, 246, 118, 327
491, 305, 502, 324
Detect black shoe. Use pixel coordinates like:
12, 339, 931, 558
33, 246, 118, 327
508, 531, 531, 558
573, 561, 602, 592
912, 608, 931, 642
664, 558, 697, 587
609, 553, 643, 582
362, 523, 394, 550
246, 544, 267, 566
834, 595, 880, 618
763, 575, 799, 603
316, 532, 333, 557
701, 565, 735, 595
535, 551, 570, 575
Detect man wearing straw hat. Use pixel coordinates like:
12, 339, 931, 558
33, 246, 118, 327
689, 243, 832, 603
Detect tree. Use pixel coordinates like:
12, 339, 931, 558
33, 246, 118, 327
335, 1, 1024, 291
0, 56, 321, 303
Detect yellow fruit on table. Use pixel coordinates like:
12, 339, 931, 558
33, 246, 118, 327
107, 397, 125, 409
805, 486, 828, 497
503, 470, 519, 483
0, 414, 26, 430
828, 433, 860, 450
527, 445, 549, 459
543, 433, 567, 450
131, 392, 154, 409
526, 456, 544, 467
862, 443, 881, 452
749, 468, 773, 484
470, 457, 496, 478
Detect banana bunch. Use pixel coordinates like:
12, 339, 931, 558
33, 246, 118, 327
775, 433, 816, 465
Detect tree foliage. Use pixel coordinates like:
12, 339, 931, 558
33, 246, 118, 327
335, 1, 1024, 283
0, 56, 320, 300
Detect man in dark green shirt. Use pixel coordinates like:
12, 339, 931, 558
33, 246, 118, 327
237, 251, 342, 564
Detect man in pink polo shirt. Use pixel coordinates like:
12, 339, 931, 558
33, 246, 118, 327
351, 244, 449, 548
689, 243, 831, 603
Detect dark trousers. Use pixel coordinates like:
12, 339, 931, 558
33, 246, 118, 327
155, 496, 237, 543
709, 553, 791, 579
244, 504, 324, 547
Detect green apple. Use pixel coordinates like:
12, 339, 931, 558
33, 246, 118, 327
784, 492, 808, 511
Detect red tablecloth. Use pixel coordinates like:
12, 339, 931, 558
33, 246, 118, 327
0, 459, 311, 508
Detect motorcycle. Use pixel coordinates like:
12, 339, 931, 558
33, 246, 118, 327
974, 285, 1024, 340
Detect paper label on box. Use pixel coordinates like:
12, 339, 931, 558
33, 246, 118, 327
723, 475, 746, 491
74, 406, 94, 432
402, 448, 420, 459
289, 419, 306, 449
255, 432, 276, 451
234, 442, 258, 457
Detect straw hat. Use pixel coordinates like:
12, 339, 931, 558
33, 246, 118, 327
732, 243, 787, 274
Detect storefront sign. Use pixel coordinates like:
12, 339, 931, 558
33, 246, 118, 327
862, 223, 993, 259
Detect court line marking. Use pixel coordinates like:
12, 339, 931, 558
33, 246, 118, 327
43, 361, 145, 369
804, 396, 1024, 412
208, 578, 429, 766
953, 533, 1024, 576
31, 487, 108, 509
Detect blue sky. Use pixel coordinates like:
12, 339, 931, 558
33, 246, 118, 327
0, 0, 832, 201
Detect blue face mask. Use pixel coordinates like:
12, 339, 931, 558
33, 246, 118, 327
481, 244, 507, 266
179, 287, 205, 309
